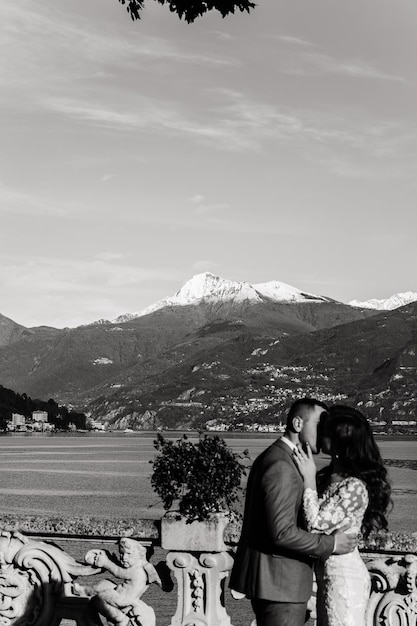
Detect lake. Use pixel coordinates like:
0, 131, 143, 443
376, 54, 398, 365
0, 432, 416, 533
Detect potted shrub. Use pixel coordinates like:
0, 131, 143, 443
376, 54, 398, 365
150, 433, 249, 551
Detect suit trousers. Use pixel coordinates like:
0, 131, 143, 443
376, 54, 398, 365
251, 598, 308, 626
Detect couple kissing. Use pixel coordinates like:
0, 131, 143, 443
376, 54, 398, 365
230, 398, 391, 626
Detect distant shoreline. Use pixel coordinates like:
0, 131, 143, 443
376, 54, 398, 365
1, 429, 416, 443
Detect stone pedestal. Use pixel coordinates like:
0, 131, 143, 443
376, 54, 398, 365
161, 512, 229, 552
166, 551, 234, 626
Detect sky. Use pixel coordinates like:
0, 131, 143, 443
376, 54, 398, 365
1, 0, 416, 328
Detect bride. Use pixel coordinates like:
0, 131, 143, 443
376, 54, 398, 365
293, 404, 391, 626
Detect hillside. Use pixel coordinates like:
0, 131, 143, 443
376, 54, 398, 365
0, 295, 373, 406
0, 313, 32, 347
0, 384, 86, 430
85, 303, 417, 430
0, 313, 62, 348
3, 271, 415, 431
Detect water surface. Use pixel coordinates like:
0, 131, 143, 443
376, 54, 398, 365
0, 433, 415, 531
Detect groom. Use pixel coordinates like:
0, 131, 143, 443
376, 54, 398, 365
230, 397, 357, 626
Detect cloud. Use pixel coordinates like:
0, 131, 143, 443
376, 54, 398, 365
45, 86, 415, 172
43, 98, 148, 129
0, 1, 234, 96
265, 34, 404, 84
281, 50, 406, 82
94, 252, 127, 262
189, 194, 205, 204
318, 157, 381, 179
40, 92, 276, 151
210, 92, 358, 150
275, 35, 313, 47
0, 254, 183, 327
188, 195, 230, 215
0, 182, 125, 219
212, 90, 417, 164
129, 36, 236, 67
0, 183, 78, 218
212, 31, 235, 41
41, 95, 255, 150
316, 153, 417, 181
43, 97, 223, 142
191, 260, 219, 273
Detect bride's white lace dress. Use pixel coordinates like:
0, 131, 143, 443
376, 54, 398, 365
303, 477, 371, 626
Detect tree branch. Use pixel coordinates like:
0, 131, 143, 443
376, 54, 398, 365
118, 0, 256, 23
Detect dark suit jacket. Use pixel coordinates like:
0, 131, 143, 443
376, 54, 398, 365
229, 439, 334, 603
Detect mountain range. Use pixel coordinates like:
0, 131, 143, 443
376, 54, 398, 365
0, 272, 416, 430
348, 292, 417, 311
111, 273, 417, 322
111, 273, 333, 322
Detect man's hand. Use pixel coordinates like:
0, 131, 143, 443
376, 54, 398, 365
332, 530, 357, 555
292, 443, 317, 490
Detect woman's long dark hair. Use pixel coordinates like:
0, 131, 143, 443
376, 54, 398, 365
317, 405, 392, 537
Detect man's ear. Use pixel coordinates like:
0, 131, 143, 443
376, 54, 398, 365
292, 416, 303, 433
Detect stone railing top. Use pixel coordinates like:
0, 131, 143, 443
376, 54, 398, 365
224, 521, 417, 553
359, 530, 417, 553
0, 514, 159, 540
1, 514, 417, 554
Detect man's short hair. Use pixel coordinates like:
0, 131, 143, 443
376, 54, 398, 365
286, 397, 328, 427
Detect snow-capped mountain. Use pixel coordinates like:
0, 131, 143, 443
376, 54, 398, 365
112, 273, 417, 324
112, 273, 330, 322
253, 280, 330, 303
176, 272, 262, 302
349, 292, 417, 311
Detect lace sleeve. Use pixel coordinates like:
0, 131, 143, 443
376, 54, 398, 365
303, 488, 323, 533
303, 478, 368, 534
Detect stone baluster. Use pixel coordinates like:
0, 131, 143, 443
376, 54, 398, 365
305, 553, 417, 626
166, 550, 234, 626
3, 521, 417, 626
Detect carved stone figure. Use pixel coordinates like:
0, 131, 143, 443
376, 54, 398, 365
76, 538, 161, 626
366, 553, 417, 625
0, 550, 34, 625
0, 530, 98, 626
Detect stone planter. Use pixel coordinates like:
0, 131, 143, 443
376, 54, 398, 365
161, 511, 230, 552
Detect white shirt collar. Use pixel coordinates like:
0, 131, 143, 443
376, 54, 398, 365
281, 435, 298, 452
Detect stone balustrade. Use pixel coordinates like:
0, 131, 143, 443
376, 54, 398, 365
0, 514, 416, 626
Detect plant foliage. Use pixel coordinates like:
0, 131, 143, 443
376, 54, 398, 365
150, 433, 249, 521
118, 0, 256, 23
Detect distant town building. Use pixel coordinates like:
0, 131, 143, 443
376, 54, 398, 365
32, 410, 48, 423
12, 413, 25, 427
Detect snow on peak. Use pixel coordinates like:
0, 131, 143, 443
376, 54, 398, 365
112, 313, 138, 323
174, 272, 262, 303
80, 318, 111, 328
253, 280, 329, 303
112, 272, 329, 322
349, 292, 417, 311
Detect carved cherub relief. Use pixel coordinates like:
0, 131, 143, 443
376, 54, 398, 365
75, 538, 161, 626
